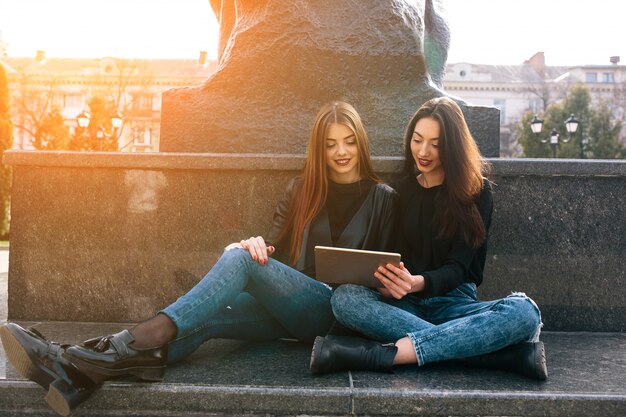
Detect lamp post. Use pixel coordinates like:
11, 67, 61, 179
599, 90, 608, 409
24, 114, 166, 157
74, 110, 91, 148
76, 110, 91, 130
530, 114, 581, 158
75, 110, 123, 151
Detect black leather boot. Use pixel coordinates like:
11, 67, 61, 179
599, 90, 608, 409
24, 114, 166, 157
463, 341, 548, 380
310, 335, 397, 375
0, 323, 99, 416
63, 329, 167, 382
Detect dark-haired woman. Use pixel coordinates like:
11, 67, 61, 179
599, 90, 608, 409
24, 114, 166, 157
0, 101, 398, 415
310, 97, 547, 380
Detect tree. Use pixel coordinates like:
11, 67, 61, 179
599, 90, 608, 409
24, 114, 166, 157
69, 95, 119, 151
11, 57, 153, 151
36, 105, 71, 150
517, 84, 625, 159
0, 63, 13, 239
518, 53, 570, 113
588, 100, 625, 159
12, 74, 66, 151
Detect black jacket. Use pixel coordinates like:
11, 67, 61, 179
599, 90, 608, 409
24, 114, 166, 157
267, 177, 398, 277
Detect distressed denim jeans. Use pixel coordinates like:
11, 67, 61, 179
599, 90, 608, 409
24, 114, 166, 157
161, 248, 334, 364
331, 283, 542, 366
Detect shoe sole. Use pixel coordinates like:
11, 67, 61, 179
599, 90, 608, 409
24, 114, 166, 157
310, 336, 325, 375
532, 341, 548, 380
0, 325, 96, 416
0, 325, 54, 387
64, 352, 166, 382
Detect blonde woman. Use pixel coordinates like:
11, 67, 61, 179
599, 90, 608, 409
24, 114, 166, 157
1, 101, 397, 415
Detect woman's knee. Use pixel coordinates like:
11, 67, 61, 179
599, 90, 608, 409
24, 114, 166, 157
220, 247, 252, 265
331, 284, 377, 316
504, 293, 543, 341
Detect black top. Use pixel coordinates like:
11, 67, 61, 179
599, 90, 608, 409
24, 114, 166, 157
393, 175, 493, 298
327, 179, 375, 245
267, 177, 397, 278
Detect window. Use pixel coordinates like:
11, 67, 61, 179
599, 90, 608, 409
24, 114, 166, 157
585, 72, 597, 83
153, 95, 162, 111
132, 94, 153, 114
133, 127, 151, 145
493, 99, 506, 125
603, 72, 615, 83
529, 98, 543, 114
63, 94, 84, 109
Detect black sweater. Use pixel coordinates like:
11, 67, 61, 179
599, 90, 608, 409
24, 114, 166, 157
393, 176, 493, 298
326, 179, 375, 244
267, 177, 398, 278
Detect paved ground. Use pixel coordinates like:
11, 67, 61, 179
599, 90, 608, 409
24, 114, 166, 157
1, 323, 625, 416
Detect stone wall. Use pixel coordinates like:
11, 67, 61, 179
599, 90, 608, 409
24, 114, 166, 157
4, 151, 625, 331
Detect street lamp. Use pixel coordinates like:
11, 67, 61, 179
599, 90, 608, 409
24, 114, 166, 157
76, 111, 91, 129
529, 114, 581, 158
75, 110, 123, 151
111, 111, 123, 130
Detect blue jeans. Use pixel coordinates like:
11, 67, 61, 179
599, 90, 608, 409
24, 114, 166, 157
331, 283, 542, 366
161, 248, 334, 364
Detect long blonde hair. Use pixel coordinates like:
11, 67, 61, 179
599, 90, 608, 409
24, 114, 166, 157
280, 101, 380, 264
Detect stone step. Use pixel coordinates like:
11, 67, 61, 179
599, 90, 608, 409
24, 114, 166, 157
1, 322, 625, 416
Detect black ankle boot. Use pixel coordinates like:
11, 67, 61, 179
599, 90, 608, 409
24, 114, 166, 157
310, 335, 397, 375
0, 323, 99, 416
64, 329, 167, 382
463, 341, 548, 380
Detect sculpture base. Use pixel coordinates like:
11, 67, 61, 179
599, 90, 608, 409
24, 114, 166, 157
4, 152, 625, 330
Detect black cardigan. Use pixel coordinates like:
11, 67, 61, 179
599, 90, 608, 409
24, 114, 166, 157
267, 177, 398, 277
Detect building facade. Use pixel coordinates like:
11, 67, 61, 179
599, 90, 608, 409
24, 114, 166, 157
443, 52, 626, 156
1, 52, 215, 152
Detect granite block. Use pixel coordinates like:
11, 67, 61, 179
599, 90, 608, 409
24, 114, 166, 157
349, 332, 626, 416
481, 174, 625, 331
7, 163, 297, 322
3, 151, 626, 331
1, 324, 625, 416
1, 321, 353, 416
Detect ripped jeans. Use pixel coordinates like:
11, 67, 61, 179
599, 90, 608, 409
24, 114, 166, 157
331, 283, 542, 366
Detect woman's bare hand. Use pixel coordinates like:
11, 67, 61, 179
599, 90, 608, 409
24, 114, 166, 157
374, 262, 424, 299
240, 236, 275, 265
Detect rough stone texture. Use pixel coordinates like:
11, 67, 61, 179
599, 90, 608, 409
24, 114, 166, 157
4, 151, 626, 331
1, 323, 625, 416
8, 166, 296, 322
481, 175, 626, 332
160, 0, 499, 157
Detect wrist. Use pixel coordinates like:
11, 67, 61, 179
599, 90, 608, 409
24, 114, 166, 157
411, 275, 426, 293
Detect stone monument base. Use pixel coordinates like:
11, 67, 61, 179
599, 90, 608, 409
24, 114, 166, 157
4, 151, 625, 331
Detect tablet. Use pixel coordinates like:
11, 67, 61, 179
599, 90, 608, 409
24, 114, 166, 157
314, 246, 401, 287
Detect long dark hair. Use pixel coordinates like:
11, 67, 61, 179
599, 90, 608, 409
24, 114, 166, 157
402, 97, 489, 248
279, 101, 380, 264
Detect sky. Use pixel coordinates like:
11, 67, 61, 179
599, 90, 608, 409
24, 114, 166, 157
0, 0, 624, 67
